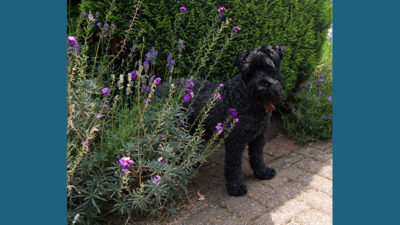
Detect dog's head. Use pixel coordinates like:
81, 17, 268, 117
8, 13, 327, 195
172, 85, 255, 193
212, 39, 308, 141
233, 45, 286, 108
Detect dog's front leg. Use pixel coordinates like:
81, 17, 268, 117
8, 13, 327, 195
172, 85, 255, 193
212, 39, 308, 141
248, 134, 276, 180
224, 140, 247, 196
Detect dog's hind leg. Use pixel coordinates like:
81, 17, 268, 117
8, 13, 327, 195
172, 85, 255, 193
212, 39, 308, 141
248, 134, 276, 180
224, 141, 248, 196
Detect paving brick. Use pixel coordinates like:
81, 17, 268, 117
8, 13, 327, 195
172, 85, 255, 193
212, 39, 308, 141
180, 205, 228, 225
310, 141, 332, 152
254, 198, 309, 225
265, 167, 306, 189
296, 147, 332, 164
294, 157, 326, 175
296, 189, 332, 216
318, 165, 332, 180
269, 153, 304, 171
249, 180, 306, 210
263, 143, 292, 159
297, 173, 332, 196
268, 136, 301, 152
292, 209, 332, 225
224, 196, 268, 220
210, 214, 249, 225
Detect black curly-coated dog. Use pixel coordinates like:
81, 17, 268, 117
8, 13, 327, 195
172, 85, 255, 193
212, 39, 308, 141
159, 45, 285, 196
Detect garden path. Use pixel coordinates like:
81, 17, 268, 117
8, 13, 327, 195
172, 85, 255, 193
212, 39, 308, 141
130, 136, 332, 225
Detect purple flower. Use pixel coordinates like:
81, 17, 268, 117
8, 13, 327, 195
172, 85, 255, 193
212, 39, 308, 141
217, 7, 226, 18
215, 123, 224, 134
81, 141, 90, 146
96, 114, 104, 118
219, 83, 224, 88
178, 40, 184, 57
143, 99, 149, 105
67, 36, 79, 53
234, 118, 239, 123
129, 70, 137, 79
143, 61, 149, 72
145, 52, 151, 61
169, 60, 175, 72
81, 11, 86, 18
88, 13, 95, 21
159, 134, 165, 140
96, 22, 102, 28
320, 75, 324, 79
152, 175, 161, 184
216, 92, 221, 100
318, 79, 322, 83
104, 23, 109, 32
232, 26, 241, 34
157, 157, 163, 162
119, 156, 135, 173
328, 96, 332, 102
322, 115, 326, 119
101, 87, 110, 96
154, 77, 162, 85
167, 54, 173, 64
186, 79, 194, 88
318, 91, 322, 96
141, 85, 150, 92
183, 93, 192, 102
180, 6, 187, 14
229, 108, 238, 117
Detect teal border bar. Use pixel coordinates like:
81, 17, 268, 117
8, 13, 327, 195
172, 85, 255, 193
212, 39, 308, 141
0, 1, 66, 224
334, 0, 400, 224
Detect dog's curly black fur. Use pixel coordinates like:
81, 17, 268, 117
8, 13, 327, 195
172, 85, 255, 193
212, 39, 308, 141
158, 45, 286, 196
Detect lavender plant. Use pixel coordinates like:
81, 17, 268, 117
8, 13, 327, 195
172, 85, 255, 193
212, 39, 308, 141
282, 40, 333, 144
67, 3, 239, 224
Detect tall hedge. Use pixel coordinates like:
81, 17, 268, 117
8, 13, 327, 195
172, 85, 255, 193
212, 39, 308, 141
70, 0, 332, 101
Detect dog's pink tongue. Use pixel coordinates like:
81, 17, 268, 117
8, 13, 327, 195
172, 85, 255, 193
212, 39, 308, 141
266, 104, 275, 112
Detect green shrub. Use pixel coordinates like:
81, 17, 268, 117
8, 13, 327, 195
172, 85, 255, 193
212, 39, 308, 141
69, 0, 332, 101
282, 40, 332, 144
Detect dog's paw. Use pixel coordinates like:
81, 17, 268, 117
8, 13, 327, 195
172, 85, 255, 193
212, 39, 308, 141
226, 183, 248, 196
254, 167, 276, 180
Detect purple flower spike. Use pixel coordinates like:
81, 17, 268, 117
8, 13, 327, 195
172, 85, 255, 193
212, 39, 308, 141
155, 77, 162, 85
216, 122, 224, 134
119, 156, 135, 173
130, 70, 138, 79
183, 94, 191, 102
217, 7, 226, 18
81, 141, 90, 146
229, 108, 238, 117
180, 6, 187, 13
216, 92, 222, 100
328, 96, 332, 102
232, 26, 241, 34
152, 175, 161, 184
101, 87, 110, 96
67, 36, 79, 53
186, 79, 194, 88
96, 22, 102, 28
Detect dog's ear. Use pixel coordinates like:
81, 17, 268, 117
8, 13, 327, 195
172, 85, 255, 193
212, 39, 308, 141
260, 45, 286, 66
232, 49, 250, 71
272, 46, 285, 60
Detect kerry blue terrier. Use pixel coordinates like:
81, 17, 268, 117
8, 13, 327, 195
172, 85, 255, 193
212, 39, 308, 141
159, 45, 286, 196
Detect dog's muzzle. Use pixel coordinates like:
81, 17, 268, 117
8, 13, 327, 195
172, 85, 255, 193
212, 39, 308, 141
254, 78, 282, 107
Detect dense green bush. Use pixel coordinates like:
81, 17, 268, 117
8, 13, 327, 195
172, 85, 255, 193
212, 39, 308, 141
282, 40, 332, 144
68, 0, 332, 101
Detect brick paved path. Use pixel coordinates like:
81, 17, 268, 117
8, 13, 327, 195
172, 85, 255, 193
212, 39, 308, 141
133, 136, 332, 225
